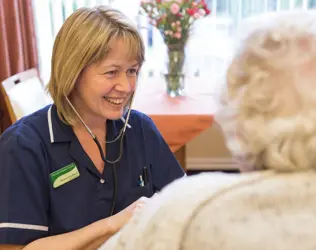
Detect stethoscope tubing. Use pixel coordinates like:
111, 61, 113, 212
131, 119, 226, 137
65, 92, 135, 215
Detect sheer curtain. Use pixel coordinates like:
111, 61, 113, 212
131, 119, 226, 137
32, 0, 142, 85
32, 0, 316, 86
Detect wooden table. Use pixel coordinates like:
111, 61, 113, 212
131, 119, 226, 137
133, 76, 219, 170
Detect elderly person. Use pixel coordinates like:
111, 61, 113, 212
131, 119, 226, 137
99, 10, 316, 250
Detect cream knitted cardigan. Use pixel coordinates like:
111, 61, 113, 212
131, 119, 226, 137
99, 170, 316, 250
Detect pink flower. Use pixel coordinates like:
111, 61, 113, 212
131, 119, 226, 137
199, 8, 206, 16
174, 32, 181, 39
170, 3, 180, 14
193, 12, 200, 19
186, 8, 195, 16
164, 30, 173, 36
205, 7, 211, 15
149, 19, 157, 26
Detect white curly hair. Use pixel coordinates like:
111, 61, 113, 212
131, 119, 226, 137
216, 10, 316, 172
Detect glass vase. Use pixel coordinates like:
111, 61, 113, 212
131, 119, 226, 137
164, 45, 185, 97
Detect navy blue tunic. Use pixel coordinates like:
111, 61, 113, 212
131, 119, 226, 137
0, 104, 185, 245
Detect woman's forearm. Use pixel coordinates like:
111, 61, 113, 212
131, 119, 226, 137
23, 218, 115, 250
0, 197, 147, 250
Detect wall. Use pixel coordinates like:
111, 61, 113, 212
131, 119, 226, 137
186, 123, 239, 171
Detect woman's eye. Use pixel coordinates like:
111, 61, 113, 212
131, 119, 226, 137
127, 68, 138, 75
105, 70, 117, 76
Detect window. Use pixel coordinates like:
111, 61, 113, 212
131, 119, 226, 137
32, 0, 316, 86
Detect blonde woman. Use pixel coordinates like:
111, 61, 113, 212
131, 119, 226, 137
99, 10, 316, 250
0, 6, 184, 250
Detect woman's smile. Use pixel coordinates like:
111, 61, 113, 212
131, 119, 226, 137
103, 96, 125, 105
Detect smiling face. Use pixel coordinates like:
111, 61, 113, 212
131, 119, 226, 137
70, 38, 140, 125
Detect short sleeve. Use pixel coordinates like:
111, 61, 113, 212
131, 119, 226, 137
0, 124, 49, 245
142, 115, 185, 192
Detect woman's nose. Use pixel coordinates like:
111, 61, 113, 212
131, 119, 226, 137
115, 73, 132, 92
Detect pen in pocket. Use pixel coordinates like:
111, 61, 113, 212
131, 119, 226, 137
143, 166, 148, 185
139, 175, 144, 187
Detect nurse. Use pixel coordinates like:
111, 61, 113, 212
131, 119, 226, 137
0, 6, 185, 250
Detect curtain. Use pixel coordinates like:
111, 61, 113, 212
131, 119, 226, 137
0, 0, 38, 133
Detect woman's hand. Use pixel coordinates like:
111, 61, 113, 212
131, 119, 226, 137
106, 197, 149, 234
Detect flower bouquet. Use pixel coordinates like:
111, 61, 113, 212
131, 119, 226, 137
140, 0, 211, 96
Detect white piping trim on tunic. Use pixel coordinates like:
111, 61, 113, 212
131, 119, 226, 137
47, 105, 54, 143
47, 105, 130, 144
0, 223, 48, 232
120, 117, 132, 129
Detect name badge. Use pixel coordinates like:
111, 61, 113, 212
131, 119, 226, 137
50, 163, 80, 188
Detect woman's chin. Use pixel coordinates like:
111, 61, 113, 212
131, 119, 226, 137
102, 110, 125, 121
101, 99, 129, 120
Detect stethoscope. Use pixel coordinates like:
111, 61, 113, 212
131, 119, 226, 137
65, 92, 135, 216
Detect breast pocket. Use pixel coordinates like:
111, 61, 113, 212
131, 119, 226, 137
119, 183, 153, 211
130, 164, 154, 197
129, 183, 152, 199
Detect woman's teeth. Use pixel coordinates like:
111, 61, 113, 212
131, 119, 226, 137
104, 97, 124, 105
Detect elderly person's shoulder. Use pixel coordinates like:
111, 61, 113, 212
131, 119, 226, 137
99, 172, 246, 250
100, 170, 316, 250
182, 170, 316, 250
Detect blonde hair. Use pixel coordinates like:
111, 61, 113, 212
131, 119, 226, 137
216, 10, 316, 172
47, 6, 145, 125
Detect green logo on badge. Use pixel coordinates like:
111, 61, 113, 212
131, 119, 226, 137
50, 163, 80, 188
